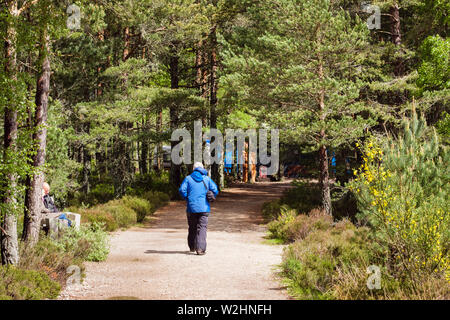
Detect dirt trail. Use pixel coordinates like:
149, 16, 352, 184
59, 181, 292, 300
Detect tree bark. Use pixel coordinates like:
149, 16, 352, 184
123, 27, 130, 61
390, 3, 404, 76
169, 53, 181, 188
390, 4, 401, 46
1, 0, 20, 265
139, 119, 148, 175
209, 27, 220, 184
156, 108, 163, 171
22, 32, 51, 245
318, 61, 332, 215
319, 144, 332, 215
196, 39, 209, 126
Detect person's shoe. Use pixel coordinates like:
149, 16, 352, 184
189, 248, 195, 253
196, 250, 206, 255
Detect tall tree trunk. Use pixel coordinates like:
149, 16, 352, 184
318, 62, 332, 215
139, 118, 148, 175
23, 32, 51, 244
319, 144, 331, 215
390, 3, 404, 76
196, 39, 209, 127
82, 124, 91, 194
123, 27, 130, 61
390, 3, 401, 46
169, 53, 181, 188
96, 30, 105, 97
156, 108, 163, 171
209, 27, 220, 184
1, 0, 20, 265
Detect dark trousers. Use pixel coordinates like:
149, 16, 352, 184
187, 212, 209, 252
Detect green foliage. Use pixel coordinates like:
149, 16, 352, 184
262, 180, 355, 225
262, 181, 321, 221
267, 207, 297, 242
222, 0, 377, 149
279, 212, 449, 299
436, 111, 450, 144
417, 35, 450, 92
127, 171, 175, 198
88, 183, 115, 204
349, 110, 450, 283
268, 208, 333, 243
261, 199, 283, 221
56, 222, 110, 262
79, 208, 119, 232
142, 191, 170, 212
0, 266, 60, 300
281, 220, 374, 300
121, 196, 152, 222
70, 189, 170, 231
98, 201, 137, 229
17, 236, 87, 296
45, 99, 81, 204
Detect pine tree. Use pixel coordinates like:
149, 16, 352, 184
222, 0, 377, 215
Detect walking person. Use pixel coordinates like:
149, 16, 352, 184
179, 162, 219, 255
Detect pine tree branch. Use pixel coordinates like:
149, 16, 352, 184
0, 225, 10, 237
18, 0, 40, 16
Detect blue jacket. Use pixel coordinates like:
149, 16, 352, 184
179, 168, 219, 213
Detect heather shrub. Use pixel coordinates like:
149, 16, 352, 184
100, 201, 137, 228
18, 237, 86, 288
56, 222, 110, 262
262, 199, 282, 220
285, 209, 333, 242
79, 208, 118, 231
142, 191, 169, 212
332, 260, 450, 300
122, 196, 152, 222
281, 221, 374, 300
267, 206, 297, 242
268, 208, 333, 243
262, 180, 354, 224
0, 266, 60, 300
88, 183, 115, 204
282, 180, 322, 213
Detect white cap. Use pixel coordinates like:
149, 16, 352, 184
193, 162, 204, 169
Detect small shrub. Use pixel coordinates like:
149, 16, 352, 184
88, 183, 115, 204
122, 196, 152, 222
79, 208, 118, 231
262, 199, 282, 220
283, 180, 322, 213
267, 206, 297, 242
0, 266, 61, 300
285, 209, 333, 242
57, 222, 110, 262
267, 208, 333, 243
19, 237, 86, 286
99, 201, 137, 228
281, 221, 373, 300
128, 171, 175, 198
142, 191, 169, 212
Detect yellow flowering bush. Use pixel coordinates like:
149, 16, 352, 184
349, 113, 449, 284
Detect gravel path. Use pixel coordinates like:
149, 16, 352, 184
59, 181, 292, 300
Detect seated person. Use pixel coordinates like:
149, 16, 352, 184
42, 182, 72, 227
